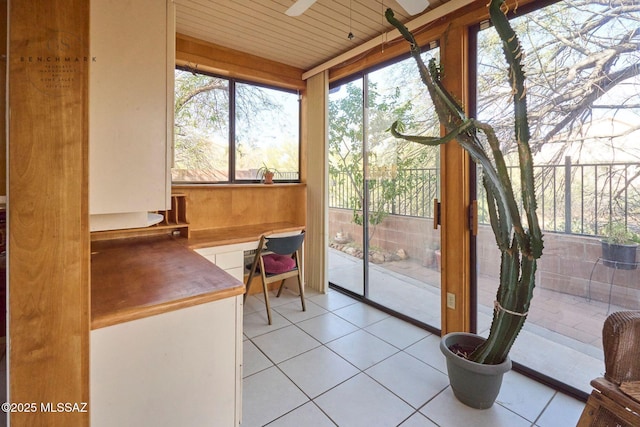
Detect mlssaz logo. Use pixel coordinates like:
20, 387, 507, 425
40, 402, 88, 413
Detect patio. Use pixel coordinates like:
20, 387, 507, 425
328, 247, 627, 396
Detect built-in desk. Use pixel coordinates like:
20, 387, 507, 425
186, 221, 305, 249
186, 222, 305, 291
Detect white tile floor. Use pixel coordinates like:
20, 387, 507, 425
242, 288, 587, 427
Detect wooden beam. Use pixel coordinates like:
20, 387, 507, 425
0, 0, 5, 198
8, 0, 90, 425
439, 24, 472, 334
176, 33, 305, 91
303, 0, 478, 80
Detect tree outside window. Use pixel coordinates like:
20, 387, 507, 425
173, 68, 300, 183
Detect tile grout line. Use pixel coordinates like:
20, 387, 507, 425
249, 291, 454, 425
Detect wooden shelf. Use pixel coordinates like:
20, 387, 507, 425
91, 194, 190, 241
156, 193, 189, 230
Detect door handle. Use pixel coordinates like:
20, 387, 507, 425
470, 200, 478, 236
433, 198, 441, 229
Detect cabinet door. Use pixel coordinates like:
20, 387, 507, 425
216, 251, 243, 270
90, 0, 174, 216
196, 243, 254, 282
91, 298, 242, 426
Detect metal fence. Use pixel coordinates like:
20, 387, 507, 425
329, 157, 640, 236
329, 168, 440, 218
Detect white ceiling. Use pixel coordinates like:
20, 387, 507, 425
174, 0, 451, 71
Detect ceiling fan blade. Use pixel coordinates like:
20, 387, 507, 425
396, 0, 429, 15
285, 0, 317, 16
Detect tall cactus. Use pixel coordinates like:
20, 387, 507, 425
386, 0, 543, 365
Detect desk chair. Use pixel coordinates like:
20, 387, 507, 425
577, 311, 640, 427
245, 231, 306, 325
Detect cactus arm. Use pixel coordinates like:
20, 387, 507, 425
386, 0, 544, 365
388, 120, 461, 146
470, 0, 544, 364
488, 0, 544, 259
386, 8, 524, 241
385, 9, 466, 127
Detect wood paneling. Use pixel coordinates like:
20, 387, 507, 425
176, 33, 305, 90
173, 0, 450, 71
8, 0, 89, 425
328, 0, 534, 83
187, 222, 305, 249
0, 0, 5, 197
172, 184, 307, 232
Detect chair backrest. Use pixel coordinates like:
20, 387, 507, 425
264, 231, 305, 255
603, 310, 640, 384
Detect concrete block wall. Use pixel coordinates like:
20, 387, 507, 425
330, 209, 639, 310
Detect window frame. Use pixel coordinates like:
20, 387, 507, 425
173, 65, 302, 185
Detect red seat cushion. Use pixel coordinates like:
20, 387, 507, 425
262, 254, 296, 274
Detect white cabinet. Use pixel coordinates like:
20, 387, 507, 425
196, 242, 257, 282
91, 296, 243, 426
90, 0, 175, 231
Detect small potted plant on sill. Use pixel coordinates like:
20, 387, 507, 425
256, 163, 278, 184
601, 223, 639, 270
387, 0, 543, 410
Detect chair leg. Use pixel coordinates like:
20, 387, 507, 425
296, 269, 306, 312
244, 270, 254, 303
262, 282, 273, 325
245, 236, 265, 303
276, 279, 286, 297
244, 267, 255, 303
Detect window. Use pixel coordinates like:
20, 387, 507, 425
173, 68, 300, 183
234, 82, 300, 181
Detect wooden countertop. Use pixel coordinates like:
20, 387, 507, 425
91, 235, 244, 329
186, 222, 305, 249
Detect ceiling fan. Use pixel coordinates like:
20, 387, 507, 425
285, 0, 430, 17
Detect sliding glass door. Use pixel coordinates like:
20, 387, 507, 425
328, 46, 443, 330
328, 78, 365, 297
473, 0, 640, 394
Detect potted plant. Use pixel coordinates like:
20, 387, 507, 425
386, 0, 543, 409
256, 163, 278, 184
601, 223, 639, 270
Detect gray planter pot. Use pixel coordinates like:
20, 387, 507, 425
440, 332, 512, 409
601, 241, 638, 270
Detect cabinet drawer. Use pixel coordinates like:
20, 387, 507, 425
195, 247, 217, 257
216, 251, 243, 270
225, 267, 244, 283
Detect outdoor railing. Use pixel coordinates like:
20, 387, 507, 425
329, 157, 640, 236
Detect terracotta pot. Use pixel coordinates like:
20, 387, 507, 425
263, 172, 274, 184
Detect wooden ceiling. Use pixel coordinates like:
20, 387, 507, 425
174, 0, 452, 71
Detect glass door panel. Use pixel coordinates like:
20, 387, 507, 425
328, 78, 365, 296
328, 47, 443, 330
474, 0, 640, 394
365, 51, 442, 328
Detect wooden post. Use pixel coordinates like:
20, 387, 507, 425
439, 24, 472, 334
8, 1, 90, 425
